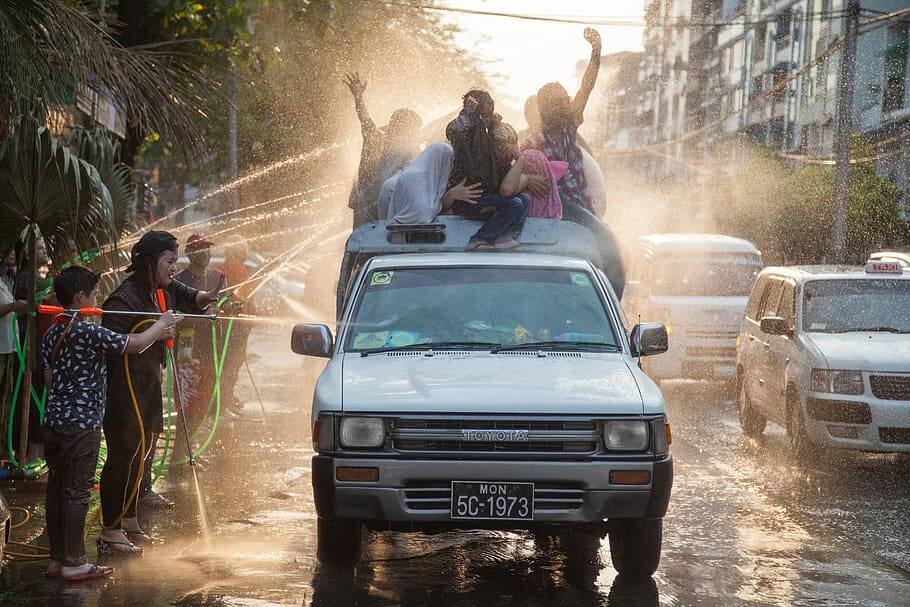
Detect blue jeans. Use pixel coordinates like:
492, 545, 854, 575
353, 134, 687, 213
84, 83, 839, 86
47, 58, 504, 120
454, 193, 529, 244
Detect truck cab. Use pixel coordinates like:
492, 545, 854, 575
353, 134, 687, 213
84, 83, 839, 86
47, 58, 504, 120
292, 219, 673, 578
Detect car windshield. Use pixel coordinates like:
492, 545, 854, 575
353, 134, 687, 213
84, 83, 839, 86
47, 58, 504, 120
803, 279, 910, 333
345, 266, 619, 351
652, 257, 760, 297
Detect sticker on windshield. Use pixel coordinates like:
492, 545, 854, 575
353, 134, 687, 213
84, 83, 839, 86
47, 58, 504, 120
810, 323, 827, 331
370, 271, 394, 286
352, 332, 388, 349
570, 272, 591, 287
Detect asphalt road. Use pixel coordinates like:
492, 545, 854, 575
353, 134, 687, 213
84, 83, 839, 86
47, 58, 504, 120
2, 325, 909, 606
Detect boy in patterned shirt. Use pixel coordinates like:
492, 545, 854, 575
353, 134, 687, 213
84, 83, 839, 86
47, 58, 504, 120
41, 266, 176, 581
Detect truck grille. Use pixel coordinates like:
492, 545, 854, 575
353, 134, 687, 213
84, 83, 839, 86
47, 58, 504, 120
687, 329, 738, 339
879, 427, 910, 444
403, 481, 585, 512
870, 375, 910, 401
686, 345, 737, 359
391, 418, 599, 455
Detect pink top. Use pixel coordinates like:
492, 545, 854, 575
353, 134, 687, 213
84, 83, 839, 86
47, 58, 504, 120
520, 149, 568, 219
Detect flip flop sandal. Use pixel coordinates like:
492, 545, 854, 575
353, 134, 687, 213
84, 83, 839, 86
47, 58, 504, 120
62, 564, 115, 581
124, 530, 156, 545
96, 537, 143, 556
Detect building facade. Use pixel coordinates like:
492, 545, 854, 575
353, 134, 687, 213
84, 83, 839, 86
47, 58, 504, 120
630, 0, 910, 211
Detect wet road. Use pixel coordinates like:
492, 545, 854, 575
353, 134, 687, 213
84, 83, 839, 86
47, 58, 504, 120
2, 325, 910, 606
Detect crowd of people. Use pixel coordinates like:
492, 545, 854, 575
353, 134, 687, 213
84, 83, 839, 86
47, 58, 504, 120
344, 27, 624, 296
0, 229, 254, 580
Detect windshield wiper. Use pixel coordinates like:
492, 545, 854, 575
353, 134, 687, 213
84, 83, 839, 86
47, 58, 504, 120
494, 340, 621, 353
358, 341, 501, 357
830, 327, 909, 334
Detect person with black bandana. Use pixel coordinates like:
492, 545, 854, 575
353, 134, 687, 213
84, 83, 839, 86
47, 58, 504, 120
96, 231, 220, 555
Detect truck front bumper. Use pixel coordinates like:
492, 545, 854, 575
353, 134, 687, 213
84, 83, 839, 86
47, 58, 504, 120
312, 455, 673, 524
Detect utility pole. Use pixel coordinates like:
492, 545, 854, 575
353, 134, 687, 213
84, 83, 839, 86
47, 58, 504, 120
831, 0, 860, 263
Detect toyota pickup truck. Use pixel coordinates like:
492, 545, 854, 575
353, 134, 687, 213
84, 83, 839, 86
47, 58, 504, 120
292, 219, 673, 578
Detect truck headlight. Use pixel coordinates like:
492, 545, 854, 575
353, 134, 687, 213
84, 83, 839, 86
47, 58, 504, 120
339, 417, 386, 449
604, 420, 649, 451
811, 369, 864, 395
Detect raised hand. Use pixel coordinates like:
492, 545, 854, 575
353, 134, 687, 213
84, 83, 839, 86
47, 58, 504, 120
584, 27, 601, 50
343, 72, 367, 98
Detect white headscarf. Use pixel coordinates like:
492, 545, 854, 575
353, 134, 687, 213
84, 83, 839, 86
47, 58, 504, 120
384, 142, 454, 224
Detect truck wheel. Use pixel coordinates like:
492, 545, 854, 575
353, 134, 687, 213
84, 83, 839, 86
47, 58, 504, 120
608, 518, 662, 578
788, 399, 821, 463
738, 382, 766, 438
316, 518, 362, 566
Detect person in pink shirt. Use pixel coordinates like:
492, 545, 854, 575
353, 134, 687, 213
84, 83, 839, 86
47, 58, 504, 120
499, 149, 568, 220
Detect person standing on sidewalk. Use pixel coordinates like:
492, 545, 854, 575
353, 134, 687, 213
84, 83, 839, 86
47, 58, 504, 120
41, 266, 176, 580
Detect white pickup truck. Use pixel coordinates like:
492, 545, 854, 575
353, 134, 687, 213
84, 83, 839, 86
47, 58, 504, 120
292, 219, 673, 578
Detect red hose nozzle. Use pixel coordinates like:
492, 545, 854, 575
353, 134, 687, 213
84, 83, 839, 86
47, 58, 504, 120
156, 289, 174, 349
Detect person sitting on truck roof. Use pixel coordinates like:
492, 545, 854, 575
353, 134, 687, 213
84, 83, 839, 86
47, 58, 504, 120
448, 97, 558, 250
343, 71, 422, 228
500, 149, 568, 219
377, 142, 483, 224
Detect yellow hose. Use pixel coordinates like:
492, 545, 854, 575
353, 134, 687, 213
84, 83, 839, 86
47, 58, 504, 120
103, 318, 154, 530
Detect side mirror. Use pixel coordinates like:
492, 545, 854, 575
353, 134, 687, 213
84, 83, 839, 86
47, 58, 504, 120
630, 323, 669, 357
760, 316, 791, 336
291, 323, 334, 358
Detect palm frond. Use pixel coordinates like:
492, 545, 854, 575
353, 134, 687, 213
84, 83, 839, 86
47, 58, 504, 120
0, 0, 215, 154
0, 117, 115, 266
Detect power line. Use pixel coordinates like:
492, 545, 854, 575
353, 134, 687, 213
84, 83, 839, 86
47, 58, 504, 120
363, 0, 851, 29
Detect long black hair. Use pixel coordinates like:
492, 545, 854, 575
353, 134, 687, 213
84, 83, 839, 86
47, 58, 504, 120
130, 244, 178, 296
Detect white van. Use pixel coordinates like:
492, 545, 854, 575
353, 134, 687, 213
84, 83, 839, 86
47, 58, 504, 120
623, 234, 762, 384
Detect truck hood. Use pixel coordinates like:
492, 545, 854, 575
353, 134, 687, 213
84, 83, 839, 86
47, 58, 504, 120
806, 333, 910, 373
340, 352, 644, 415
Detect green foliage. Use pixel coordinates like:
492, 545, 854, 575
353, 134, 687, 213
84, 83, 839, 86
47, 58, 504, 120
711, 143, 905, 264
0, 117, 116, 266
67, 127, 136, 236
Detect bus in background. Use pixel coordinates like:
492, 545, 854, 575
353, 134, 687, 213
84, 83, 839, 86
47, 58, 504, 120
623, 234, 762, 386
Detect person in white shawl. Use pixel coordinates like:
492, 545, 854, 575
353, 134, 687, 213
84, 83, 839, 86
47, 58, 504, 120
378, 142, 481, 224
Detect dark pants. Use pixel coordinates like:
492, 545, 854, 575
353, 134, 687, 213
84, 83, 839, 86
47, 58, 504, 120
100, 420, 153, 529
561, 201, 627, 299
43, 427, 101, 567
454, 193, 529, 245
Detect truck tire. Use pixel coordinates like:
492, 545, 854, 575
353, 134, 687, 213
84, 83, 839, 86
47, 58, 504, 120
738, 382, 766, 438
316, 518, 362, 566
608, 518, 662, 578
788, 396, 821, 463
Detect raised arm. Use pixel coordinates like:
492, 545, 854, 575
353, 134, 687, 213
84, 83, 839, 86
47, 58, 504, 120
572, 28, 602, 126
343, 72, 380, 140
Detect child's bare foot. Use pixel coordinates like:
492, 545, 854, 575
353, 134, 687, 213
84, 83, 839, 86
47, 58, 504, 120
46, 560, 62, 577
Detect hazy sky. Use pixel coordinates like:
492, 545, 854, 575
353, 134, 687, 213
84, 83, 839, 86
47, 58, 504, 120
447, 1, 646, 105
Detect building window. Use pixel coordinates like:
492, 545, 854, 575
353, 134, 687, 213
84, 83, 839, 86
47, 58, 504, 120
883, 23, 909, 112
774, 9, 792, 41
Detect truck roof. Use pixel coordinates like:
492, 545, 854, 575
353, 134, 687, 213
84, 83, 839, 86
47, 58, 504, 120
347, 217, 601, 261
636, 233, 760, 255
760, 265, 910, 281
365, 252, 595, 271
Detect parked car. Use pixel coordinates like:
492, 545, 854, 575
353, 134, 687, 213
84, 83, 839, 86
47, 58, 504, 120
293, 219, 673, 578
623, 234, 762, 385
736, 260, 910, 459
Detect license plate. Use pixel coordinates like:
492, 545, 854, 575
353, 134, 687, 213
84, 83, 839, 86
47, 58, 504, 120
450, 481, 534, 521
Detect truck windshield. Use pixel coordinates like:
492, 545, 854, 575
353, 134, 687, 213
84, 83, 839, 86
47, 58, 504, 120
345, 267, 619, 351
803, 279, 910, 333
652, 257, 760, 297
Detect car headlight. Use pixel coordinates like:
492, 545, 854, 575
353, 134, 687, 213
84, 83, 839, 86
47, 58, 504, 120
339, 417, 386, 449
604, 420, 650, 451
811, 369, 864, 395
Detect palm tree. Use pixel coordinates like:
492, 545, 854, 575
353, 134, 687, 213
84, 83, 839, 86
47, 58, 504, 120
0, 0, 212, 152
0, 117, 115, 463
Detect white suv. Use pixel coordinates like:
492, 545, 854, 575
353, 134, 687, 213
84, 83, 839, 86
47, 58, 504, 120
736, 261, 910, 459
